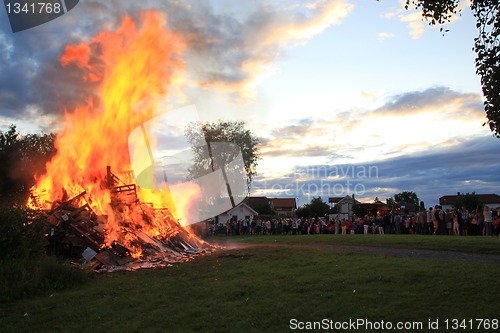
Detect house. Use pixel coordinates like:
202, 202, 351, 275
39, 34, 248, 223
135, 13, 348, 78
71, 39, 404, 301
215, 202, 258, 226
360, 200, 389, 216
270, 197, 297, 217
329, 195, 360, 219
439, 193, 500, 211
245, 196, 297, 217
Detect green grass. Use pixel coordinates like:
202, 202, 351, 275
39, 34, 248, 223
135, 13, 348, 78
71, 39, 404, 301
1, 241, 499, 333
210, 233, 500, 255
0, 256, 94, 303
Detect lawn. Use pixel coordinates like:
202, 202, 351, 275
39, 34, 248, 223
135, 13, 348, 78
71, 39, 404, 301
1, 236, 499, 332
210, 233, 500, 255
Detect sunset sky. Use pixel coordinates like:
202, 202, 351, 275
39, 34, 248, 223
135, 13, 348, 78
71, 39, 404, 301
1, 0, 499, 207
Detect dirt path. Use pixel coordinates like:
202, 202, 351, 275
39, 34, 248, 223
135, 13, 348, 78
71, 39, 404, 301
215, 241, 500, 265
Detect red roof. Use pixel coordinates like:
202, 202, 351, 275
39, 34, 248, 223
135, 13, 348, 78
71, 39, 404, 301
270, 198, 297, 209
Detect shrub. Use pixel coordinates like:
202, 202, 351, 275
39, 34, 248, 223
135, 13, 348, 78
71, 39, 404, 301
0, 206, 93, 302
0, 206, 48, 259
0, 256, 94, 302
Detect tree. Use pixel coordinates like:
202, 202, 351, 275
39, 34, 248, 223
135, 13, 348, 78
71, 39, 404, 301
351, 194, 365, 217
386, 197, 395, 211
295, 205, 311, 218
0, 125, 56, 205
253, 203, 275, 215
185, 121, 260, 196
454, 192, 480, 212
402, 0, 500, 138
296, 197, 330, 218
393, 191, 420, 208
308, 197, 330, 217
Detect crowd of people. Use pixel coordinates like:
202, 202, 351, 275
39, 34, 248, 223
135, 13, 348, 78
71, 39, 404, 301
205, 205, 500, 237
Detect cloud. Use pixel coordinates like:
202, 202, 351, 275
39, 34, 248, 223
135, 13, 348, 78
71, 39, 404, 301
259, 86, 487, 163
172, 0, 354, 98
377, 32, 396, 41
261, 117, 335, 158
400, 11, 425, 39
374, 86, 484, 119
0, 0, 354, 124
0, 1, 114, 120
343, 87, 487, 159
252, 135, 500, 206
362, 135, 500, 204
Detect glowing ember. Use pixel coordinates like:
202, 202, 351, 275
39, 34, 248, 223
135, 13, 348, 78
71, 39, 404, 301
28, 11, 209, 267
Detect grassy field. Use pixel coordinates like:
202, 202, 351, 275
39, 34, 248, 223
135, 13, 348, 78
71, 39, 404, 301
1, 236, 499, 333
210, 233, 500, 255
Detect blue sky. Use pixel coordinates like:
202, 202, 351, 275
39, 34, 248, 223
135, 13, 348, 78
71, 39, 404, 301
0, 0, 498, 208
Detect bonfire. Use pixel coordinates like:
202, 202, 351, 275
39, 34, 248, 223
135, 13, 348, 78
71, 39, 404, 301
27, 12, 213, 272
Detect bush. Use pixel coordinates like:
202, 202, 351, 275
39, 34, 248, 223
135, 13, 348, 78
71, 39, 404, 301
0, 206, 93, 302
0, 256, 94, 302
0, 206, 48, 259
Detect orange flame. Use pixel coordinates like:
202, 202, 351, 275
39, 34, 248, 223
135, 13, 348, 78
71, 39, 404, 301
28, 11, 203, 258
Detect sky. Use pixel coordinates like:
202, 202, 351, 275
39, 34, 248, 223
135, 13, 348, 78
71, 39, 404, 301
1, 0, 499, 208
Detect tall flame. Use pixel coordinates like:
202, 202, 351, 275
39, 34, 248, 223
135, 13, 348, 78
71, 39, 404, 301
28, 12, 201, 258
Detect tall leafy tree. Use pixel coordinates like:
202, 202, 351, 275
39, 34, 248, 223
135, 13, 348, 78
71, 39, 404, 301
185, 121, 260, 191
295, 205, 311, 218
454, 192, 480, 212
393, 191, 420, 208
401, 0, 500, 137
296, 197, 330, 218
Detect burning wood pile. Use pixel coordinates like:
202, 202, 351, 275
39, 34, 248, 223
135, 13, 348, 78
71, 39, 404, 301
37, 166, 212, 272
25, 12, 220, 272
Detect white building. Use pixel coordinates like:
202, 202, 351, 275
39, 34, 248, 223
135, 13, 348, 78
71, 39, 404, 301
329, 195, 360, 220
215, 202, 258, 226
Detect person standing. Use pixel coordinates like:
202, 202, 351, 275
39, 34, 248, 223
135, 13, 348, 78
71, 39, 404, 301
438, 206, 446, 235
404, 215, 411, 234
460, 206, 469, 236
452, 209, 460, 236
476, 205, 485, 236
432, 206, 440, 235
383, 212, 392, 234
427, 207, 434, 235
256, 219, 262, 235
292, 219, 297, 235
484, 205, 493, 236
395, 213, 401, 234
445, 209, 453, 235
470, 210, 479, 235
376, 213, 384, 235
493, 211, 500, 236
417, 208, 427, 235
401, 215, 408, 234
363, 215, 369, 234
